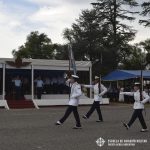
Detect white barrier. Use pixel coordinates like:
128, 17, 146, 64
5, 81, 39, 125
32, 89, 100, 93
0, 94, 109, 109
32, 94, 109, 107
0, 100, 9, 110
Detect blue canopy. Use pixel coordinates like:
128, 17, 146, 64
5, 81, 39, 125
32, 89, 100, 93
102, 70, 150, 81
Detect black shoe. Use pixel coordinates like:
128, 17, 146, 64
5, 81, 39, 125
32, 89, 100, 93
55, 121, 62, 125
96, 120, 103, 122
82, 115, 88, 119
72, 126, 82, 129
122, 122, 129, 130
140, 128, 148, 132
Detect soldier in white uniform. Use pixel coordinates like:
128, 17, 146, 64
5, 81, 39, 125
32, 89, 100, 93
121, 82, 150, 132
82, 76, 107, 122
55, 75, 82, 129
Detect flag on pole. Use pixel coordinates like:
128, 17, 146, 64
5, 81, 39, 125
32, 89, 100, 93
68, 44, 77, 75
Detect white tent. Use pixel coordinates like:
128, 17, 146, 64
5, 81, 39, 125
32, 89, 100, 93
0, 58, 109, 109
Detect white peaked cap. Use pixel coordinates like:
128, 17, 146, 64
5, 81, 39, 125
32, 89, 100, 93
95, 76, 100, 79
134, 82, 140, 85
71, 75, 79, 79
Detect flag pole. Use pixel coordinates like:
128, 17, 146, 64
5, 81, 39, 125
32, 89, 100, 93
68, 44, 71, 101
67, 39, 77, 100
140, 51, 143, 101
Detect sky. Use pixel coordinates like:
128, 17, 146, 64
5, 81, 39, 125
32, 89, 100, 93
0, 0, 149, 58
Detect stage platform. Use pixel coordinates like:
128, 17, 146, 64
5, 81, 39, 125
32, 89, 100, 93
0, 94, 109, 109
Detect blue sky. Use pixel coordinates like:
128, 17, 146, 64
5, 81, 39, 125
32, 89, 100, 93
0, 0, 149, 58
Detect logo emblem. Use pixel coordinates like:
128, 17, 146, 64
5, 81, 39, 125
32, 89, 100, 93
96, 137, 105, 147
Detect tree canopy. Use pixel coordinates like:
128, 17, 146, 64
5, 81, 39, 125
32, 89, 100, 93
12, 31, 56, 59
12, 0, 150, 76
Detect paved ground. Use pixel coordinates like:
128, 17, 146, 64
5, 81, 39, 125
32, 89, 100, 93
0, 103, 150, 150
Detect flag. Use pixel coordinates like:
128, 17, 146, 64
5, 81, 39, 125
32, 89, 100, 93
68, 44, 77, 75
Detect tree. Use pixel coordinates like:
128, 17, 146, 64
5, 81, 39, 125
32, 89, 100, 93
139, 39, 150, 67
63, 9, 106, 62
139, 2, 150, 27
118, 44, 144, 69
91, 0, 138, 69
119, 38, 150, 70
62, 0, 138, 75
12, 31, 56, 59
53, 44, 69, 60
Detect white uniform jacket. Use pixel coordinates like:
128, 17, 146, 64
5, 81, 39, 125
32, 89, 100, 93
120, 90, 150, 109
66, 80, 82, 106
84, 83, 107, 101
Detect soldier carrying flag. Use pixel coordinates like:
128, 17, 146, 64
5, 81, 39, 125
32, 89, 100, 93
55, 43, 83, 129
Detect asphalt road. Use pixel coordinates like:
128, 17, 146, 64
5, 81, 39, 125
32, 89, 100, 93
0, 104, 150, 150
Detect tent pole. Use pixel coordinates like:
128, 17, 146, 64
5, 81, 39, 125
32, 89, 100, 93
117, 80, 119, 89
31, 65, 34, 100
89, 66, 92, 98
2, 63, 5, 100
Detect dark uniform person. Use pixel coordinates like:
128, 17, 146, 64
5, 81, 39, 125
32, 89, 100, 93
121, 82, 150, 132
82, 76, 107, 122
55, 75, 82, 129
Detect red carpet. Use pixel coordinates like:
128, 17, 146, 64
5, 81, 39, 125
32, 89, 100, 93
7, 100, 35, 109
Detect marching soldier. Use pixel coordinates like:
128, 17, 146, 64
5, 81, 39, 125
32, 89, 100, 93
82, 76, 107, 122
121, 82, 150, 132
55, 74, 82, 129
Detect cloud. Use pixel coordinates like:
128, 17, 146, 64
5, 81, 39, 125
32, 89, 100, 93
0, 0, 92, 57
26, 0, 92, 6
0, 0, 150, 58
27, 1, 92, 43
0, 1, 28, 57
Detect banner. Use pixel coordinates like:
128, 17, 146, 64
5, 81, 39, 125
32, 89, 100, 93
68, 44, 77, 75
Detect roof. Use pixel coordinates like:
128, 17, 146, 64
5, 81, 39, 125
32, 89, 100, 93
102, 70, 150, 81
0, 58, 92, 71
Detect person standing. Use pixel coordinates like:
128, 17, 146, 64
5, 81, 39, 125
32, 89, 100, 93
35, 77, 44, 99
12, 76, 22, 100
119, 87, 124, 102
82, 76, 107, 122
51, 77, 58, 94
121, 82, 150, 132
55, 75, 82, 129
44, 77, 51, 94
58, 76, 65, 94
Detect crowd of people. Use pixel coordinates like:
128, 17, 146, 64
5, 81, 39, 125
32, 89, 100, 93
4, 75, 70, 100
2, 74, 150, 102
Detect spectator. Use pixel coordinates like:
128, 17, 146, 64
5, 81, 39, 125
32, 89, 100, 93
35, 76, 44, 99
12, 76, 22, 100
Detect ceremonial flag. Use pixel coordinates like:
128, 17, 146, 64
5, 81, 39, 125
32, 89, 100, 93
68, 44, 77, 75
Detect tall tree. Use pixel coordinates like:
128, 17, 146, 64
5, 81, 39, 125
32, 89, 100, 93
62, 0, 138, 75
91, 0, 138, 69
139, 2, 150, 27
12, 31, 55, 59
63, 9, 106, 62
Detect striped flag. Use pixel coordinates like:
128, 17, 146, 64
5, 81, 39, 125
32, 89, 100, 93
68, 44, 77, 75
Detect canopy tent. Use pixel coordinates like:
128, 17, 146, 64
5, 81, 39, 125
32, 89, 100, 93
102, 70, 150, 81
0, 58, 95, 109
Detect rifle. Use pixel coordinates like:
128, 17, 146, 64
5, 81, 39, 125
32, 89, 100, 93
99, 75, 101, 94
140, 69, 143, 101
